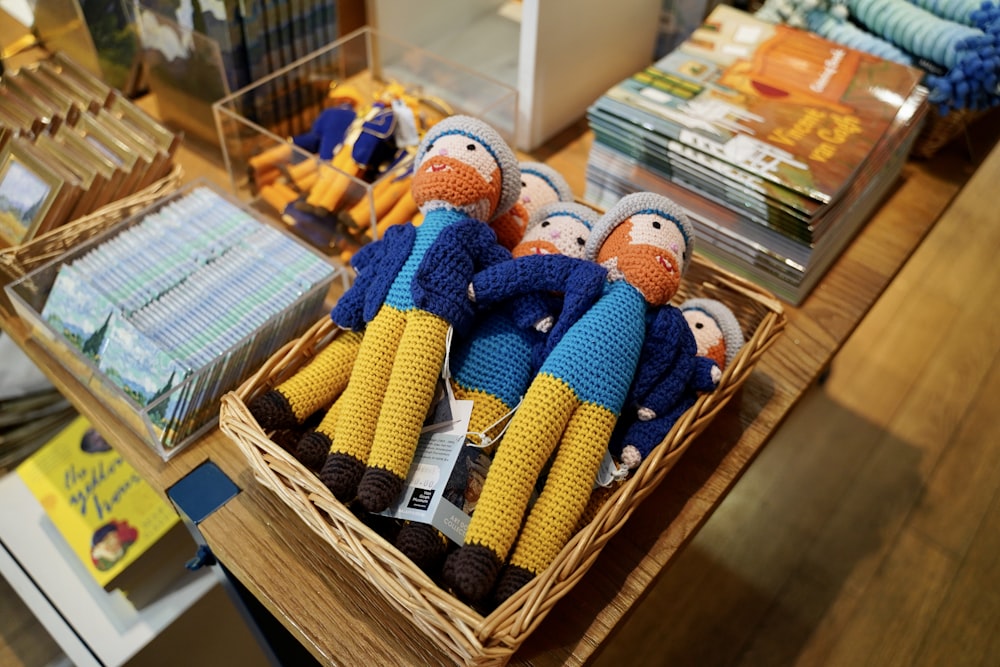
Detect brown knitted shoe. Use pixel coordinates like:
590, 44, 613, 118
319, 452, 365, 502
295, 431, 332, 472
356, 467, 404, 513
248, 389, 299, 431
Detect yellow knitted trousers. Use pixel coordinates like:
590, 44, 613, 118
365, 309, 451, 479
274, 330, 363, 422
461, 374, 577, 562
507, 400, 616, 576
329, 305, 408, 463
329, 304, 451, 508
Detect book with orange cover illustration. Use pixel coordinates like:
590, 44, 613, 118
590, 4, 923, 214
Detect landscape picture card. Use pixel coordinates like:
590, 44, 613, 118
0, 139, 70, 247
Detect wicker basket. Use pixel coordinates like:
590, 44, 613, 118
912, 106, 988, 159
0, 164, 184, 288
219, 253, 786, 666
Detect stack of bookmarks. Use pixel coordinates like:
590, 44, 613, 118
585, 4, 929, 305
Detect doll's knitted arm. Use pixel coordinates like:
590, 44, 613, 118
691, 356, 721, 394
627, 306, 691, 412
330, 223, 415, 329
412, 219, 512, 327
541, 258, 608, 354
616, 411, 685, 470
470, 254, 601, 307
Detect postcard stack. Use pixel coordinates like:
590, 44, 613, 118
584, 4, 929, 305
20, 185, 337, 457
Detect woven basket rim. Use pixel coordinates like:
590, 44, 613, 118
219, 251, 787, 665
0, 163, 185, 284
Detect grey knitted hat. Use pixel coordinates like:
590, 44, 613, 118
415, 115, 521, 218
525, 201, 600, 234
680, 297, 745, 367
519, 161, 575, 203
584, 192, 695, 268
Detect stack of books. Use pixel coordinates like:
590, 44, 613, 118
584, 4, 929, 305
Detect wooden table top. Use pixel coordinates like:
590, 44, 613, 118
3, 119, 990, 664
2, 11, 994, 660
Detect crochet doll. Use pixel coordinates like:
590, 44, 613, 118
317, 115, 521, 513
610, 296, 745, 471
489, 161, 575, 251
393, 201, 604, 572
442, 192, 696, 604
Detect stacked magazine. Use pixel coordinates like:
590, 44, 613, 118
584, 4, 929, 305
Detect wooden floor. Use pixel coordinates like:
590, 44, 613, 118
3, 125, 1000, 666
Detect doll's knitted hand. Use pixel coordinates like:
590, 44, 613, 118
620, 445, 642, 471
467, 282, 476, 302
637, 406, 656, 421
534, 315, 554, 333
711, 364, 722, 385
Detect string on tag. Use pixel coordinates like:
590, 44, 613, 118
465, 395, 523, 450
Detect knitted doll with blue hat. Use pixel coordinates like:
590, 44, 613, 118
489, 162, 575, 251
610, 297, 745, 471
443, 192, 696, 604
394, 200, 604, 573
317, 115, 521, 513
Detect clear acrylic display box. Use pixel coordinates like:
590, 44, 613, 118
212, 26, 518, 261
5, 182, 341, 460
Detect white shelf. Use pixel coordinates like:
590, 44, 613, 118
369, 0, 661, 151
0, 471, 217, 667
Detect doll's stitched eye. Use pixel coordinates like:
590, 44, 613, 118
521, 181, 526, 188
576, 237, 585, 246
695, 322, 704, 329
652, 220, 662, 229
541, 220, 550, 227
466, 144, 476, 151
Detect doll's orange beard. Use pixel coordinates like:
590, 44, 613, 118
608, 245, 682, 305
512, 239, 561, 258
412, 156, 501, 221
705, 341, 726, 369
490, 202, 529, 250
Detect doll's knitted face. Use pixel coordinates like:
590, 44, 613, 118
683, 308, 727, 369
519, 171, 565, 220
596, 212, 688, 306
412, 132, 503, 221
513, 211, 591, 259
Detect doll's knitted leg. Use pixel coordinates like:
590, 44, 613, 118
295, 394, 344, 471
321, 305, 407, 501
442, 375, 578, 603
249, 330, 363, 431
496, 402, 618, 602
357, 310, 451, 512
395, 521, 450, 575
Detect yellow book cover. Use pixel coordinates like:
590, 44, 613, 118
15, 414, 181, 591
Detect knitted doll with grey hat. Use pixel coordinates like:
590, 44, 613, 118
610, 296, 745, 470
444, 191, 696, 604
314, 115, 522, 513
489, 161, 575, 251
394, 200, 604, 576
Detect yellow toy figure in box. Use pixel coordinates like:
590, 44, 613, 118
317, 115, 521, 512
442, 192, 696, 604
